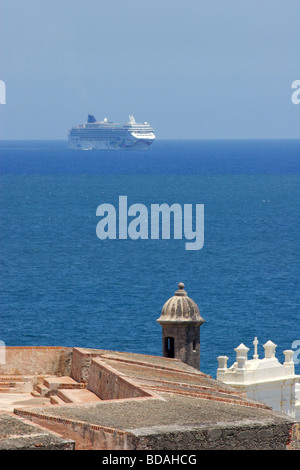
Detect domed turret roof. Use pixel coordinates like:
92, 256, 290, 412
157, 283, 205, 325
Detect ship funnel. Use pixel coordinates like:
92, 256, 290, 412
87, 114, 97, 123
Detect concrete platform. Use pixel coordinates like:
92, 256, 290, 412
0, 392, 51, 412
57, 388, 102, 404
43, 376, 85, 390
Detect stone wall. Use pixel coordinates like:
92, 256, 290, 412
287, 422, 300, 450
14, 410, 136, 450
70, 347, 103, 383
17, 407, 299, 450
0, 346, 73, 376
71, 348, 153, 400
87, 357, 152, 400
134, 421, 298, 450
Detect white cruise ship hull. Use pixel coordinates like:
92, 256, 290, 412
68, 136, 154, 150
68, 115, 155, 150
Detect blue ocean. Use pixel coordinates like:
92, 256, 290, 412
0, 139, 299, 377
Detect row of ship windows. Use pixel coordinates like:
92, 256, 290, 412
72, 137, 132, 141
70, 132, 152, 137
74, 127, 153, 131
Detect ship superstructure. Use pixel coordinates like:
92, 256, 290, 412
68, 114, 155, 150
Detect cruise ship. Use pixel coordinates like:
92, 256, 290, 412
68, 114, 155, 150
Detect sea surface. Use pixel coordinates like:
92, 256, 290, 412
0, 139, 299, 377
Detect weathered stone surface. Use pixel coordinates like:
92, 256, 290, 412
0, 413, 74, 450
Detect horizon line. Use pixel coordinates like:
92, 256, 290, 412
0, 137, 300, 142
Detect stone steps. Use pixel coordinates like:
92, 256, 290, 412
0, 375, 28, 381
57, 389, 102, 404
43, 376, 86, 391
0, 387, 17, 393
0, 373, 101, 406
35, 376, 85, 397
32, 375, 101, 405
50, 395, 66, 405
0, 375, 34, 393
36, 384, 50, 397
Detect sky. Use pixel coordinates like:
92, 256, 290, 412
0, 0, 299, 140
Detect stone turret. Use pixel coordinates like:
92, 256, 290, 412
157, 283, 205, 370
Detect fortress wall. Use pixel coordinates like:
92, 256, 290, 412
87, 357, 152, 400
70, 348, 153, 400
287, 422, 300, 450
0, 346, 73, 376
70, 347, 101, 383
16, 406, 299, 450
14, 409, 136, 450
133, 421, 295, 450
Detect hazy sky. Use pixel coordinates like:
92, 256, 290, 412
0, 0, 299, 139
